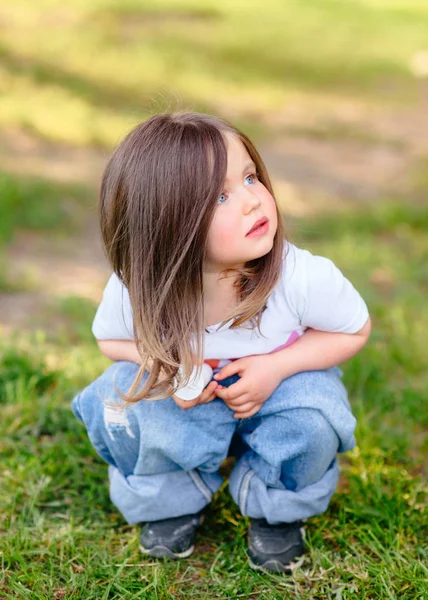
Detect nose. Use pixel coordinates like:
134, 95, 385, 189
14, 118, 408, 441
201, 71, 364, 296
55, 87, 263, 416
241, 187, 261, 213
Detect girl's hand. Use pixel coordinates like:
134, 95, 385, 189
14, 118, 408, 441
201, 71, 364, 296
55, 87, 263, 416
172, 380, 219, 411
213, 355, 282, 419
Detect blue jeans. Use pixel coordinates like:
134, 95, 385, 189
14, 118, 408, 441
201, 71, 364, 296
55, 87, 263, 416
71, 361, 356, 525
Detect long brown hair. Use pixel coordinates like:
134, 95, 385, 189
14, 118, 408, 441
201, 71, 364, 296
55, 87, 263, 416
99, 111, 286, 402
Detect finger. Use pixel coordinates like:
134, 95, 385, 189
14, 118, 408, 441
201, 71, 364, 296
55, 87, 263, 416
234, 405, 261, 419
213, 360, 243, 382
202, 381, 217, 394
208, 380, 220, 396
229, 400, 255, 414
223, 393, 251, 408
205, 380, 219, 393
200, 392, 217, 404
199, 381, 219, 404
215, 380, 247, 401
172, 395, 198, 410
174, 381, 217, 408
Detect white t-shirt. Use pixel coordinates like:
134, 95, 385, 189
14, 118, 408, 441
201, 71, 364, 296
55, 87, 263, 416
92, 242, 369, 364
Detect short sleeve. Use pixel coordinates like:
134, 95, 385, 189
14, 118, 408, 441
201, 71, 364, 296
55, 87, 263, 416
91, 273, 135, 340
285, 245, 369, 334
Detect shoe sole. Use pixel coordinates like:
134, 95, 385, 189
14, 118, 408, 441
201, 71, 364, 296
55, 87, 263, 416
140, 543, 195, 559
139, 514, 204, 560
248, 553, 305, 573
247, 525, 306, 573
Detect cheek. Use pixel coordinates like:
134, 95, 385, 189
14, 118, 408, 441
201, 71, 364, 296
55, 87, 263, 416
206, 214, 238, 254
265, 192, 278, 225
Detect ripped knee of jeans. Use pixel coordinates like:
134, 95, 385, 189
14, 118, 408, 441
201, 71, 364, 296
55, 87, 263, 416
103, 404, 136, 441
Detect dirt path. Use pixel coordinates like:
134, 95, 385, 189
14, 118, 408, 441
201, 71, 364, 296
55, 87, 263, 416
0, 130, 111, 335
1, 99, 427, 337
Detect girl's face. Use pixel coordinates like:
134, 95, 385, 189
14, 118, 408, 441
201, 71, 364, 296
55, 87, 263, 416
205, 133, 278, 273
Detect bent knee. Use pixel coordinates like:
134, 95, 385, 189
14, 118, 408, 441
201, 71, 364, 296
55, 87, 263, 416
264, 369, 349, 413
295, 408, 339, 454
71, 361, 141, 426
97, 361, 142, 401
301, 408, 335, 437
250, 407, 339, 462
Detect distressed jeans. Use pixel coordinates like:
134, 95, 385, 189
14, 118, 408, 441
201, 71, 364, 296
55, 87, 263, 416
71, 361, 356, 525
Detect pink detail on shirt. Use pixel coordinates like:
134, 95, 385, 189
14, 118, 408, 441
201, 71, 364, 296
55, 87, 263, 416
270, 330, 300, 353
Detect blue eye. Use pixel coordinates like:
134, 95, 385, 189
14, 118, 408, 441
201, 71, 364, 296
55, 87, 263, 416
218, 192, 227, 204
244, 173, 257, 185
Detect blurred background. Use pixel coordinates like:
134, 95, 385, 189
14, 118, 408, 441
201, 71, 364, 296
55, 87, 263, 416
1, 1, 426, 598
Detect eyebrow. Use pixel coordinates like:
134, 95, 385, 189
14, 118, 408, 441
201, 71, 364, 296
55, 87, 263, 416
242, 161, 256, 173
225, 161, 256, 182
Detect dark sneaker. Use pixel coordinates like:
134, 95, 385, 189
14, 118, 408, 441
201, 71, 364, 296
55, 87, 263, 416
139, 513, 204, 559
248, 519, 305, 573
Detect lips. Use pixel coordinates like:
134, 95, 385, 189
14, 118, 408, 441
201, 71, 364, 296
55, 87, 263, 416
246, 217, 268, 235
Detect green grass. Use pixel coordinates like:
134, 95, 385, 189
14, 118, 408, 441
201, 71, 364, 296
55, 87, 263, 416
1, 201, 427, 599
1, 0, 427, 597
0, 172, 91, 246
1, 0, 428, 147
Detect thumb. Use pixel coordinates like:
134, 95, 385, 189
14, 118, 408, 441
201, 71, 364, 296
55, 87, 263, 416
213, 359, 243, 381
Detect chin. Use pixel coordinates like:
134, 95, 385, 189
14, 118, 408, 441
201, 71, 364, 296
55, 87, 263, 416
251, 236, 275, 256
244, 248, 272, 265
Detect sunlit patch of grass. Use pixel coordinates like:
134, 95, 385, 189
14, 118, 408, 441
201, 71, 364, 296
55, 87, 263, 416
1, 0, 428, 147
0, 345, 60, 402
277, 120, 407, 148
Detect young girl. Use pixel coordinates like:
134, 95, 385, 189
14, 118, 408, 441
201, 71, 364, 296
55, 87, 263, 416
71, 111, 371, 573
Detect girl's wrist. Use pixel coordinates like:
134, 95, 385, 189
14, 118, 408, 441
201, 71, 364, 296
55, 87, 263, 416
268, 351, 297, 382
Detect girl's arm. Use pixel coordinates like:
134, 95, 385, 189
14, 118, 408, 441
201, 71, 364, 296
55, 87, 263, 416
96, 339, 142, 364
96, 339, 163, 378
268, 317, 372, 380
213, 318, 372, 419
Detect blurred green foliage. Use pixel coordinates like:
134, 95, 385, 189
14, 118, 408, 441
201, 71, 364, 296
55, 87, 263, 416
1, 0, 428, 146
0, 172, 90, 246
